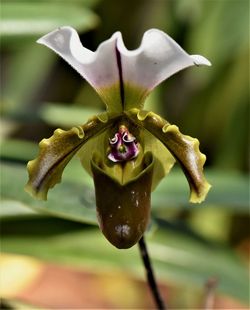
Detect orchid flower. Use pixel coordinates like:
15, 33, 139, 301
25, 27, 211, 249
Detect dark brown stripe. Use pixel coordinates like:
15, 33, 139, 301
35, 142, 83, 192
115, 45, 125, 108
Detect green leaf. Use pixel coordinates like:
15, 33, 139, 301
0, 139, 38, 162
1, 2, 99, 39
6, 0, 101, 8
1, 221, 249, 303
188, 0, 249, 70
1, 162, 97, 224
0, 200, 42, 220
40, 103, 103, 128
0, 160, 249, 227
2, 44, 55, 116
1, 1, 99, 115
153, 167, 249, 211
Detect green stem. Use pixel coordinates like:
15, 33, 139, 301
204, 277, 218, 310
138, 236, 166, 310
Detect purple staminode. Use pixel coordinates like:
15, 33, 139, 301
108, 125, 139, 162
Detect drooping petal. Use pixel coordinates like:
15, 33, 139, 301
126, 109, 211, 203
37, 27, 122, 112
116, 28, 211, 110
25, 113, 118, 200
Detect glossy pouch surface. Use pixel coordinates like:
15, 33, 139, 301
91, 153, 154, 249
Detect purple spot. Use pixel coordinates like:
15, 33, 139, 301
108, 125, 139, 162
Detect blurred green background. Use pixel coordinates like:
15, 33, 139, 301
1, 0, 249, 309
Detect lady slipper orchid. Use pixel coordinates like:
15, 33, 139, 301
25, 27, 211, 249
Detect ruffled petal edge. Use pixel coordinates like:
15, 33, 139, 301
25, 113, 118, 200
126, 109, 211, 203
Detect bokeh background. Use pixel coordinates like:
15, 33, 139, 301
1, 0, 249, 309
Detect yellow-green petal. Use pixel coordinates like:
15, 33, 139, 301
25, 113, 118, 200
126, 109, 211, 203
162, 124, 211, 203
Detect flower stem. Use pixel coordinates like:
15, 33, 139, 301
204, 277, 218, 310
138, 236, 166, 310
